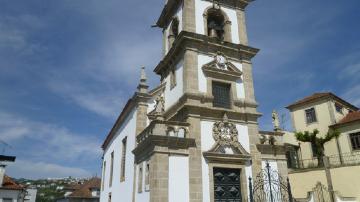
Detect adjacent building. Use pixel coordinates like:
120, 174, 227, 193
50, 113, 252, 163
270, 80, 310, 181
0, 155, 26, 202
285, 92, 360, 201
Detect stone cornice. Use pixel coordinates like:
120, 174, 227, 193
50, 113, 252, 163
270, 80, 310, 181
153, 31, 259, 75
163, 92, 261, 121
102, 92, 152, 150
203, 152, 251, 164
156, 0, 254, 28
132, 135, 196, 163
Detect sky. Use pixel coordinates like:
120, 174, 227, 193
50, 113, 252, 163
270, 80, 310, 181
0, 0, 359, 179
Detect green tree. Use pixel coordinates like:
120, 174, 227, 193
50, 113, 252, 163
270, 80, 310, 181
295, 129, 340, 167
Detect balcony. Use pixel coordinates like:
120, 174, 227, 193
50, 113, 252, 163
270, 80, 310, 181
133, 120, 196, 163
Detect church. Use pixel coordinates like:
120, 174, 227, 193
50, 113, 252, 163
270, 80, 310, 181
99, 0, 290, 201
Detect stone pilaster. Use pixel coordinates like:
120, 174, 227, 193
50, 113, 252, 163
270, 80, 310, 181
182, 0, 196, 32
242, 61, 256, 103
187, 116, 203, 202
149, 153, 169, 202
136, 103, 148, 136
183, 50, 199, 93
247, 123, 262, 175
236, 10, 249, 45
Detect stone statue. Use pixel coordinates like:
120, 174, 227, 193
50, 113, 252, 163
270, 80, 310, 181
272, 110, 280, 131
154, 95, 165, 114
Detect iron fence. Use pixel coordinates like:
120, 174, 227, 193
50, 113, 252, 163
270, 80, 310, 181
289, 152, 360, 170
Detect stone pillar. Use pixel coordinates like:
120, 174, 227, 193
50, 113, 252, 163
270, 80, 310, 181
182, 0, 196, 32
247, 123, 262, 175
150, 153, 169, 202
236, 9, 249, 45
242, 61, 256, 103
187, 116, 203, 202
136, 103, 148, 136
183, 50, 199, 93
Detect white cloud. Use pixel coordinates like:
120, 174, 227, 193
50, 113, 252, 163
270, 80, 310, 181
0, 112, 102, 161
342, 84, 360, 107
6, 160, 92, 179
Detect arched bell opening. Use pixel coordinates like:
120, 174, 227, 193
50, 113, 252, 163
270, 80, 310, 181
203, 7, 232, 42
168, 17, 179, 49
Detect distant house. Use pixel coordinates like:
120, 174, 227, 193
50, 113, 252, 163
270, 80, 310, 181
56, 178, 101, 202
0, 155, 26, 202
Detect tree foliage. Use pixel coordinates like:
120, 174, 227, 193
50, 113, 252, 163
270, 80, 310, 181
295, 129, 339, 166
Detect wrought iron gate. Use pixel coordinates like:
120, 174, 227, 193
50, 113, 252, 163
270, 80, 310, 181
249, 162, 293, 202
214, 167, 242, 202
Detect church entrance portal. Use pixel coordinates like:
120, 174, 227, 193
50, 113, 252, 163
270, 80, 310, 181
213, 167, 242, 202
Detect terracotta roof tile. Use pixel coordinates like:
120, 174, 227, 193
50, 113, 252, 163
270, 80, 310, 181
286, 92, 358, 110
68, 178, 100, 198
331, 111, 360, 128
1, 175, 23, 190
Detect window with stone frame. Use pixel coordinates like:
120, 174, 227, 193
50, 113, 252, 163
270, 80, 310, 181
120, 137, 127, 182
350, 132, 360, 150
109, 151, 114, 187
305, 108, 317, 124
335, 103, 343, 114
145, 162, 150, 191
101, 161, 106, 190
138, 165, 143, 193
170, 67, 176, 89
212, 82, 231, 109
108, 193, 112, 202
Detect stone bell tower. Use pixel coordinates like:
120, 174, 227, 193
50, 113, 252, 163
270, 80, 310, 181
133, 0, 262, 201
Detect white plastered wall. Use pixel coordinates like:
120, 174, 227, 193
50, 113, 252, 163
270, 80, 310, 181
164, 59, 184, 110
100, 108, 137, 202
195, 0, 240, 44
200, 121, 252, 201
169, 156, 190, 202
135, 161, 150, 202
0, 190, 22, 202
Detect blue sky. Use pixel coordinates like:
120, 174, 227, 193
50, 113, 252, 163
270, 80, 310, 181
1, 0, 359, 179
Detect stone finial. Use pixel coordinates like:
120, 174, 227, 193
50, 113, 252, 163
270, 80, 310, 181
222, 112, 229, 122
137, 66, 149, 93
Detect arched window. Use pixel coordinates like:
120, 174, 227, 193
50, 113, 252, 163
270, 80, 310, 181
207, 8, 225, 39
204, 7, 232, 42
168, 18, 179, 49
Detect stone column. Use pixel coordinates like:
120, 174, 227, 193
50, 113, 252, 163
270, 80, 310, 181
247, 123, 262, 175
183, 50, 199, 93
150, 153, 169, 202
182, 0, 196, 32
242, 61, 256, 103
187, 116, 203, 202
236, 9, 249, 45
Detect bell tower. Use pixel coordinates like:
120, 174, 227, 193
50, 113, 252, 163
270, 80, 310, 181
149, 0, 262, 201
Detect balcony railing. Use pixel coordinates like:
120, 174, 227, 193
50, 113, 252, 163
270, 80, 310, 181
289, 152, 360, 170
136, 120, 190, 144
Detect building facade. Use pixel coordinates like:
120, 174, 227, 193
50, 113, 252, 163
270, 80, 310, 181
100, 1, 289, 202
284, 92, 360, 201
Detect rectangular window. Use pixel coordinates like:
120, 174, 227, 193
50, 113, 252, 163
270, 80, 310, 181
350, 132, 360, 150
109, 152, 114, 187
101, 161, 106, 190
138, 165, 143, 193
212, 82, 231, 108
305, 108, 317, 124
311, 142, 318, 157
108, 193, 112, 202
335, 103, 343, 114
3, 199, 12, 202
120, 137, 127, 182
170, 67, 176, 89
145, 162, 150, 191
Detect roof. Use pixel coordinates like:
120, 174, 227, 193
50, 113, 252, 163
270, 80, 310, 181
331, 111, 360, 128
68, 178, 100, 198
64, 183, 82, 191
1, 175, 24, 190
286, 92, 359, 111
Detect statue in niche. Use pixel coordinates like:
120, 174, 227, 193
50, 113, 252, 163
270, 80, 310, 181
154, 95, 165, 114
